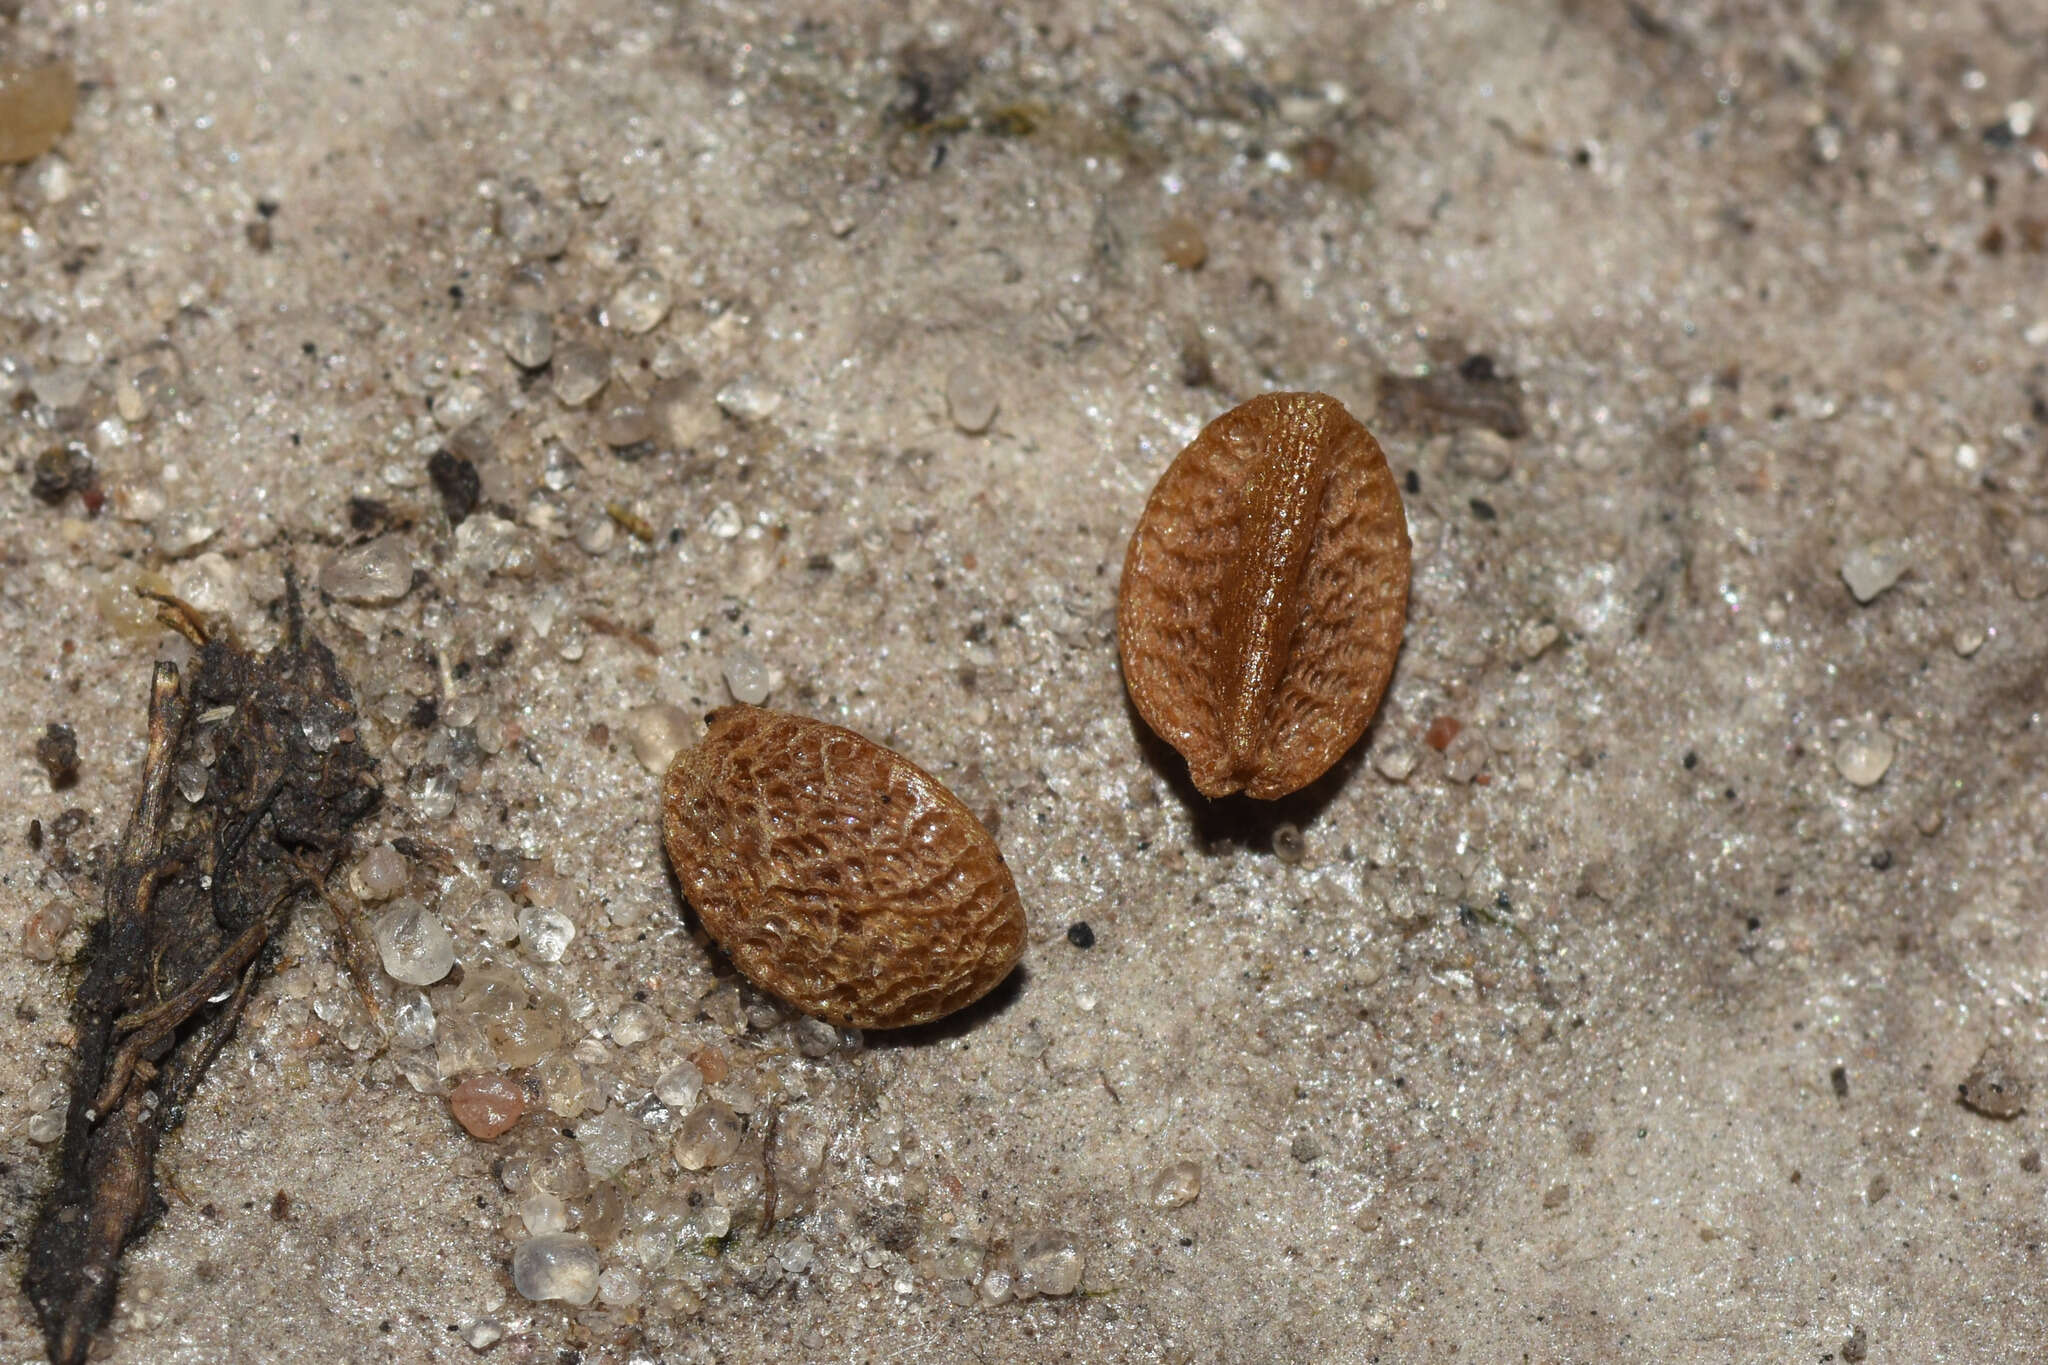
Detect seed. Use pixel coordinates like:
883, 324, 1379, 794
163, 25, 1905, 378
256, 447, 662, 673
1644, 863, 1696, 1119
661, 705, 1026, 1029
1118, 391, 1411, 799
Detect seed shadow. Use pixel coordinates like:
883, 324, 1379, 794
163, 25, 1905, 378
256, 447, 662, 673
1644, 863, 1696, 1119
860, 965, 1030, 1049
665, 852, 1032, 1046
1120, 689, 1371, 854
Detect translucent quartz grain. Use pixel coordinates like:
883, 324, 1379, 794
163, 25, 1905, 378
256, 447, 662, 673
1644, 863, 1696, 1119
674, 1099, 743, 1170
1834, 729, 1895, 787
551, 343, 609, 407
503, 310, 554, 369
319, 537, 415, 605
605, 268, 673, 334
944, 363, 999, 434
1148, 1159, 1202, 1208
721, 649, 771, 705
609, 1002, 659, 1047
518, 905, 576, 962
373, 900, 457, 986
625, 702, 694, 775
1015, 1231, 1084, 1297
350, 843, 409, 901
654, 1061, 704, 1110
511, 1233, 600, 1305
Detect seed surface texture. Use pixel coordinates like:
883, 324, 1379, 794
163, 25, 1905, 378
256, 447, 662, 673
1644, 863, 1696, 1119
1119, 391, 1411, 799
662, 705, 1025, 1029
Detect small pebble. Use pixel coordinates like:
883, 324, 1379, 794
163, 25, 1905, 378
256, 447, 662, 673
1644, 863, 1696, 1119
511, 1233, 601, 1305
610, 1002, 659, 1047
497, 180, 572, 260
597, 1265, 644, 1306
722, 649, 772, 705
434, 380, 490, 431
30, 364, 91, 410
605, 268, 674, 334
1158, 215, 1208, 270
20, 900, 73, 962
654, 1061, 704, 1111
518, 905, 577, 963
349, 843, 409, 902
319, 537, 416, 606
449, 1074, 526, 1140
576, 167, 614, 206
551, 342, 610, 408
1448, 428, 1514, 482
0, 64, 78, 165
1515, 619, 1561, 662
1147, 1159, 1202, 1209
1271, 822, 1306, 864
1014, 1231, 1084, 1298
579, 1106, 651, 1179
519, 1190, 568, 1235
1951, 624, 1986, 657
1832, 728, 1894, 788
715, 374, 782, 423
624, 702, 694, 774
1443, 730, 1491, 784
705, 501, 743, 539
792, 1014, 840, 1058
598, 394, 654, 448
649, 375, 720, 448
373, 900, 458, 985
461, 1320, 504, 1351
674, 1099, 743, 1170
503, 310, 554, 369
1372, 742, 1419, 783
944, 363, 999, 434
1840, 541, 1906, 604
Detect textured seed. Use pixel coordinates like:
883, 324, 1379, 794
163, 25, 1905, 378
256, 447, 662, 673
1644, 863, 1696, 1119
661, 705, 1026, 1029
1118, 392, 1411, 799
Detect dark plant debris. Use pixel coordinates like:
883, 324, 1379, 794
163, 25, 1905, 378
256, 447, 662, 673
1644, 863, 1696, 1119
428, 448, 481, 526
1377, 361, 1528, 439
31, 446, 96, 506
34, 722, 79, 789
1958, 1045, 2028, 1120
21, 580, 381, 1365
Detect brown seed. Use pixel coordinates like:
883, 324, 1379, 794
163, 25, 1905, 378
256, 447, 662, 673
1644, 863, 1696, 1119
661, 705, 1026, 1029
1118, 392, 1410, 799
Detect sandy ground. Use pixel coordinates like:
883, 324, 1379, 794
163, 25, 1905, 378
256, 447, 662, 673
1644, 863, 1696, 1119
4, 1, 2048, 1361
